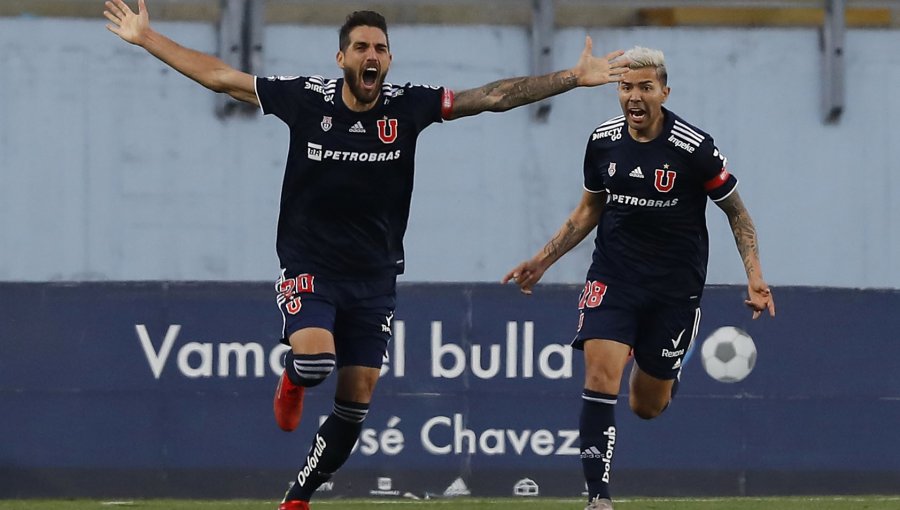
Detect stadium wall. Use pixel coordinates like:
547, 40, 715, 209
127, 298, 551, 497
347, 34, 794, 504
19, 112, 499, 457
1, 18, 899, 288
1, 282, 899, 498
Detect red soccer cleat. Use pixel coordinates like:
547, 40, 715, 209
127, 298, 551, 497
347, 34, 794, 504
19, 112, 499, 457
278, 500, 310, 510
273, 369, 305, 432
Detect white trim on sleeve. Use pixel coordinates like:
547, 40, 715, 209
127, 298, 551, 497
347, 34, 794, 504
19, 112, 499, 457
711, 178, 739, 202
583, 185, 608, 194
254, 76, 265, 114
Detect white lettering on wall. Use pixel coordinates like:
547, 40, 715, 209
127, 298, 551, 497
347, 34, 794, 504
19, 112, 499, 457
430, 321, 572, 380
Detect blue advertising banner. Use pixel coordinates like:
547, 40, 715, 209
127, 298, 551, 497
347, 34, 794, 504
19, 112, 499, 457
1, 283, 899, 498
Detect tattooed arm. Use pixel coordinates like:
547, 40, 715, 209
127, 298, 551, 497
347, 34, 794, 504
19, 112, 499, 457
715, 191, 776, 319
445, 37, 628, 120
502, 190, 606, 294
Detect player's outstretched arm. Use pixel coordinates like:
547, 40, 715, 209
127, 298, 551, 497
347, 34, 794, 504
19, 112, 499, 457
502, 190, 606, 294
104, 0, 258, 106
445, 37, 628, 120
715, 190, 776, 319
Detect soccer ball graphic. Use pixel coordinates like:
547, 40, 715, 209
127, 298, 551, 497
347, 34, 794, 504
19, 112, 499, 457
700, 326, 757, 383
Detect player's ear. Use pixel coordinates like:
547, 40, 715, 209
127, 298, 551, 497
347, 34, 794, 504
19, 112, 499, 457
662, 86, 671, 103
336, 50, 345, 69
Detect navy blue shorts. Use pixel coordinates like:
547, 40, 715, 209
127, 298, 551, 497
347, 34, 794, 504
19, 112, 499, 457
571, 279, 701, 380
275, 270, 396, 369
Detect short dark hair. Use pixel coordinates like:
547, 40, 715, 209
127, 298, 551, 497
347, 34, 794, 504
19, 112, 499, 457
339, 11, 389, 51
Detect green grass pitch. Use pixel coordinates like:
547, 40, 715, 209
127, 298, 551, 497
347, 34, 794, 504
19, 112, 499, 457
1, 497, 899, 510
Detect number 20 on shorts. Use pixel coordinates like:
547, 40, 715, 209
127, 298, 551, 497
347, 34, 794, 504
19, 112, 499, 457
278, 274, 315, 315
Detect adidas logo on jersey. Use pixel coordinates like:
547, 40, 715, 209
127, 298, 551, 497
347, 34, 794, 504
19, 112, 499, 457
349, 121, 366, 133
629, 167, 645, 178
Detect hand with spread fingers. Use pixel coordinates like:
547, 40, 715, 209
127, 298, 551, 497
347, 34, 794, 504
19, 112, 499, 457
104, 0, 150, 46
572, 36, 631, 87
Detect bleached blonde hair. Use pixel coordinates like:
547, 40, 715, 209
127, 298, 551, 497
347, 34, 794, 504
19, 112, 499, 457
623, 46, 667, 85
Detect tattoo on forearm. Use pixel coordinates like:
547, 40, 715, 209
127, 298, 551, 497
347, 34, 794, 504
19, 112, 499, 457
454, 70, 577, 117
721, 195, 760, 277
544, 219, 580, 261
731, 213, 759, 276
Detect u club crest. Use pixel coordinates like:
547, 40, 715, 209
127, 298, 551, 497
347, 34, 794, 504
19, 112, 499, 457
320, 116, 332, 132
377, 118, 398, 144
654, 168, 677, 192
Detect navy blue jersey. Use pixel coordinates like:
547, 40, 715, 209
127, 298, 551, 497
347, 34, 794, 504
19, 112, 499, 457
255, 75, 447, 279
583, 107, 738, 301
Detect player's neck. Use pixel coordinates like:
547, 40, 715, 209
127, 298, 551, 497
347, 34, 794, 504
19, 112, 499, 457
341, 84, 379, 113
628, 117, 665, 143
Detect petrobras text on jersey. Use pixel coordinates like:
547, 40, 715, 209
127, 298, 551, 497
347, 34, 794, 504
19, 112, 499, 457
134, 321, 572, 381
335, 413, 580, 457
307, 142, 401, 163
608, 193, 680, 208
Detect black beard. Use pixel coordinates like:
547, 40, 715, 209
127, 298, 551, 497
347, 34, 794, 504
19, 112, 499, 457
343, 68, 382, 104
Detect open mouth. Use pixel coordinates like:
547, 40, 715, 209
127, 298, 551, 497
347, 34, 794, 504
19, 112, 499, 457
627, 107, 646, 123
362, 66, 378, 87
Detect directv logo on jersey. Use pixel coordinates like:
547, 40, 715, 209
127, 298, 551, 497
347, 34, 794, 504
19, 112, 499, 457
304, 81, 326, 93
593, 126, 623, 141
304, 77, 337, 103
668, 135, 696, 153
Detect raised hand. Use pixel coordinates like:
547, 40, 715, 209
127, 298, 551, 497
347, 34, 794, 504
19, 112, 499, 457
104, 0, 151, 46
572, 36, 630, 87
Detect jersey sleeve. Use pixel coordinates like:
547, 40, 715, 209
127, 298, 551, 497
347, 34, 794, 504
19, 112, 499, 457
254, 75, 308, 125
583, 138, 606, 193
402, 83, 447, 132
695, 137, 738, 202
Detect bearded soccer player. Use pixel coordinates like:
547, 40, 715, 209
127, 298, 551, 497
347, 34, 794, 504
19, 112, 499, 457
503, 47, 775, 510
104, 1, 631, 508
